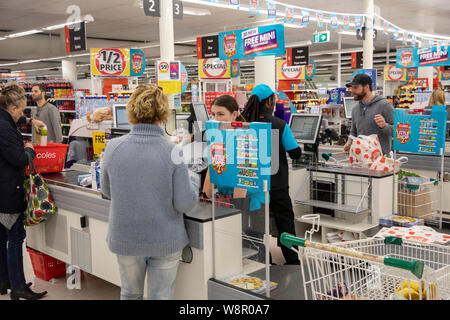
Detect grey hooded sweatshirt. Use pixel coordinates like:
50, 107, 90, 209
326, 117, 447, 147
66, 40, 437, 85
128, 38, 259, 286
350, 95, 394, 155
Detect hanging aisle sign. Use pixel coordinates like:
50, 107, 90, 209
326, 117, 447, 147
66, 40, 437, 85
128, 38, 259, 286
396, 46, 450, 68
219, 24, 285, 60
197, 35, 219, 59
287, 46, 309, 66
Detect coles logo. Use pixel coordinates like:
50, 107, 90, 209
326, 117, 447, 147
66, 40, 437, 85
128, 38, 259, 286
386, 66, 405, 81
401, 51, 413, 67
396, 123, 411, 144
280, 61, 302, 80
36, 152, 57, 159
95, 49, 127, 76
159, 62, 169, 73
201, 59, 229, 78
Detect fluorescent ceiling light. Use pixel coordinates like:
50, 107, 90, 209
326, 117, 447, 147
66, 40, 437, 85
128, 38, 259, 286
175, 39, 197, 44
7, 29, 42, 38
184, 7, 211, 16
19, 59, 41, 64
284, 24, 306, 29
43, 21, 82, 31
339, 31, 355, 36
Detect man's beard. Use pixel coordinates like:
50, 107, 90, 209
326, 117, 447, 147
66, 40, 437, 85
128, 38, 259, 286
353, 92, 366, 101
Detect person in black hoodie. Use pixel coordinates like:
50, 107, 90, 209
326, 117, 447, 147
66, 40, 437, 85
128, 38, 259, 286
241, 84, 302, 265
0, 83, 47, 300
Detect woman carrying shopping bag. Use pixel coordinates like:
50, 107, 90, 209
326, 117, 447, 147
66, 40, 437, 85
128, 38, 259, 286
0, 83, 47, 300
101, 85, 199, 300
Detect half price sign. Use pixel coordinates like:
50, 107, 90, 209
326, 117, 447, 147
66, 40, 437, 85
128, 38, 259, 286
91, 48, 130, 76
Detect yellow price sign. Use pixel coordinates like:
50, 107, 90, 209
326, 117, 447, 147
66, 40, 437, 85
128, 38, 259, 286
92, 131, 106, 155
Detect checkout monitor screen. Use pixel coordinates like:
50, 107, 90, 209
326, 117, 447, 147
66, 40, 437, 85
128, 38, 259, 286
343, 97, 359, 119
289, 114, 322, 144
193, 103, 209, 131
113, 104, 130, 129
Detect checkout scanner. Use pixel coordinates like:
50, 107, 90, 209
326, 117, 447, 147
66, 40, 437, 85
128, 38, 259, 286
289, 113, 322, 165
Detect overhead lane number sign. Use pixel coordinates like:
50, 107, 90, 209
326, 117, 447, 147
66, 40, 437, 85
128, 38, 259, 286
143, 0, 160, 17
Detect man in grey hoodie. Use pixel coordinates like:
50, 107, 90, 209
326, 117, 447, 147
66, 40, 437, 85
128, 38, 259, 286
344, 74, 394, 155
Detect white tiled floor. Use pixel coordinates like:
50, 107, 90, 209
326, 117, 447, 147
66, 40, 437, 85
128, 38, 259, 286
0, 244, 121, 300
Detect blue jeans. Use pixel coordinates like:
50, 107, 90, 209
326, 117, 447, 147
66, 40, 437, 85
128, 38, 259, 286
116, 250, 182, 300
0, 214, 27, 291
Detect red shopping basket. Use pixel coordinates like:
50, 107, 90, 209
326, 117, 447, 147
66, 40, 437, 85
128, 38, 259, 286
26, 143, 69, 174
26, 247, 66, 281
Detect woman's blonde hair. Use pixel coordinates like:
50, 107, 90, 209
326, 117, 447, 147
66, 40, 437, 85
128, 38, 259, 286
0, 83, 26, 110
126, 85, 169, 125
428, 89, 446, 106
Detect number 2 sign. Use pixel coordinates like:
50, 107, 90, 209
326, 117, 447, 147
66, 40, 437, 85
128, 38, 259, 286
143, 0, 160, 17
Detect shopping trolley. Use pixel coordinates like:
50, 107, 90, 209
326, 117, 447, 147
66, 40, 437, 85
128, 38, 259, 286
280, 233, 450, 300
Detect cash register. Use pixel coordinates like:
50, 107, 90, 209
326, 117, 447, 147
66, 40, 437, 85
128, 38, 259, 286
289, 113, 322, 165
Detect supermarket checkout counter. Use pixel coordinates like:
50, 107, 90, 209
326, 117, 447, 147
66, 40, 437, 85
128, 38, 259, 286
25, 170, 244, 300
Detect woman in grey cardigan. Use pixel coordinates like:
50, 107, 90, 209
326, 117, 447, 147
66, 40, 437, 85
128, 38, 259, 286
101, 85, 199, 300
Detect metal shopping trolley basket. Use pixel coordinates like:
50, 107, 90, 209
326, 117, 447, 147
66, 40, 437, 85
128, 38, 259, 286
280, 233, 450, 300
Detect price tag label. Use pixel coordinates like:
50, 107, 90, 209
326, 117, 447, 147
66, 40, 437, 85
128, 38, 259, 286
143, 0, 160, 17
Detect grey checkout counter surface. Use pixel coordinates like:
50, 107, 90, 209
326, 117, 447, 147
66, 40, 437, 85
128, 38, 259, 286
43, 170, 241, 250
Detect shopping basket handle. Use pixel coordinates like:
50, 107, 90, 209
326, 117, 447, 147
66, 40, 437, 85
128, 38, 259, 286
280, 233, 425, 279
280, 232, 306, 248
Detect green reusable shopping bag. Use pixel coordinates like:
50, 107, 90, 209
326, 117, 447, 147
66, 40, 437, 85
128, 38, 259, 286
23, 153, 57, 226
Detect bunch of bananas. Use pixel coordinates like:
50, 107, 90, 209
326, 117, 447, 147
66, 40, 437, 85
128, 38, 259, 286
396, 280, 437, 300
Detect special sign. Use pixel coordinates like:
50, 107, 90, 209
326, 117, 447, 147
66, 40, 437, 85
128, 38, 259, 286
91, 48, 130, 76
277, 60, 305, 80
384, 65, 406, 81
198, 59, 231, 79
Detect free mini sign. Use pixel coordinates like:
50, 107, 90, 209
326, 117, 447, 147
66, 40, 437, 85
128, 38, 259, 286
91, 48, 130, 76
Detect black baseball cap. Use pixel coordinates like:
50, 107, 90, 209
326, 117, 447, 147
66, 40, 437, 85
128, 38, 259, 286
345, 74, 372, 88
